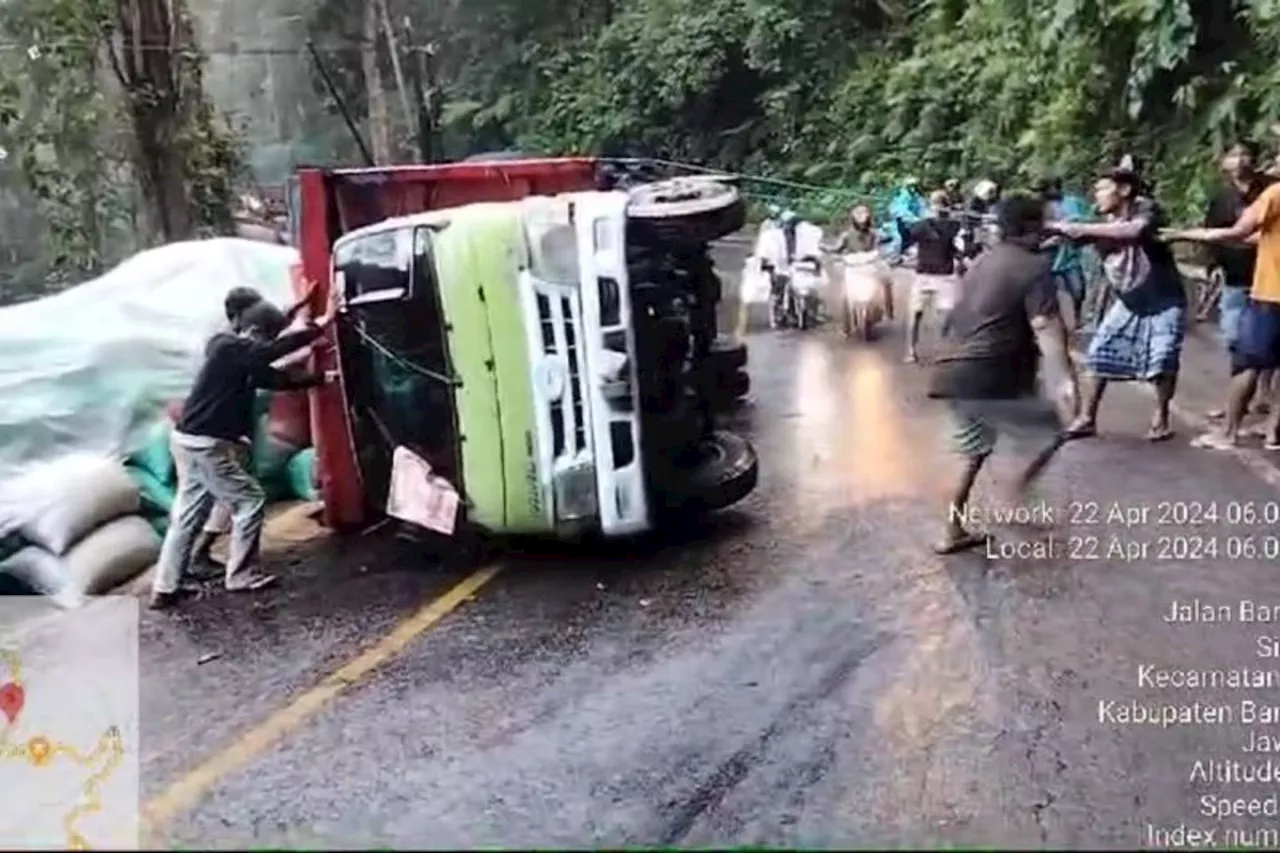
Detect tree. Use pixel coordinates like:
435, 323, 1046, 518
0, 0, 244, 303
105, 0, 242, 241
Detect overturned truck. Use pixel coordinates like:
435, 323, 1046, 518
293, 159, 757, 539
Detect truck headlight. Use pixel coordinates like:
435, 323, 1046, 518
554, 462, 598, 520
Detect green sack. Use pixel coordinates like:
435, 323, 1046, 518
251, 415, 298, 502
128, 418, 176, 485
285, 448, 319, 501
126, 464, 176, 516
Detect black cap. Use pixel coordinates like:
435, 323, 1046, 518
239, 300, 287, 339
224, 286, 264, 324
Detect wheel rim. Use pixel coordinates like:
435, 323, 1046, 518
697, 438, 727, 465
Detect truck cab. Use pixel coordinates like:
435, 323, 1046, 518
292, 160, 756, 538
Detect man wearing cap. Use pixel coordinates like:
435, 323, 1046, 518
183, 283, 317, 572
151, 299, 334, 609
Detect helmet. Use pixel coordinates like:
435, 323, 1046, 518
903, 176, 920, 188
780, 209, 799, 223
973, 179, 998, 200
766, 203, 782, 218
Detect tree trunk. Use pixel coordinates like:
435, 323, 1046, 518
108, 0, 196, 243
363, 3, 391, 164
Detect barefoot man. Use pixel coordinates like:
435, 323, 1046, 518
1164, 178, 1280, 449
927, 194, 1081, 554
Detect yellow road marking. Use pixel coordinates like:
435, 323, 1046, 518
141, 563, 503, 835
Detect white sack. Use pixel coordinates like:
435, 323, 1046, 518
7, 454, 141, 555
63, 515, 160, 596
0, 546, 86, 609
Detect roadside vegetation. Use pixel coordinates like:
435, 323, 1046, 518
0, 0, 1277, 302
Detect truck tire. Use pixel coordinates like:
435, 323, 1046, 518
650, 390, 705, 451
626, 178, 746, 246
704, 369, 749, 411
706, 336, 747, 371
682, 431, 758, 511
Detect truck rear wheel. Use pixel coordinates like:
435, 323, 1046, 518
702, 368, 749, 411
680, 431, 758, 511
626, 178, 746, 246
706, 336, 747, 371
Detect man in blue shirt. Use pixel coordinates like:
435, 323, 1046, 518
1036, 176, 1090, 330
888, 177, 927, 260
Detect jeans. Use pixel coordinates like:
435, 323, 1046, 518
153, 432, 266, 594
1053, 267, 1086, 305
1220, 286, 1249, 352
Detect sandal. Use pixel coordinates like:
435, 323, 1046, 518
1062, 422, 1097, 440
1191, 432, 1237, 451
1146, 427, 1175, 443
933, 532, 992, 555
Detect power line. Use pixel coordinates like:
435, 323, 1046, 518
0, 40, 430, 56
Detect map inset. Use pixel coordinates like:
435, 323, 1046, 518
0, 596, 140, 850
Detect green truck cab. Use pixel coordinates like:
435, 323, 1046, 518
328, 184, 757, 539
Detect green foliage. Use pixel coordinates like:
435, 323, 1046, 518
0, 0, 245, 303
395, 0, 1279, 223
0, 0, 126, 291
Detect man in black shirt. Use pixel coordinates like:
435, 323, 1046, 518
1204, 140, 1276, 421
905, 190, 964, 362
927, 194, 1080, 554
150, 299, 333, 609
188, 284, 317, 569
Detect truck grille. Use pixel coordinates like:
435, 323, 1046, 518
535, 292, 587, 459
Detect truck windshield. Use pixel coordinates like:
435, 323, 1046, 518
334, 226, 462, 504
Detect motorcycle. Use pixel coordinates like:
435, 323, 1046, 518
764, 256, 826, 330
838, 250, 893, 341
788, 256, 826, 330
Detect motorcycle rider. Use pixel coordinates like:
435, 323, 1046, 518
888, 177, 928, 259
829, 203, 880, 253
736, 205, 789, 337
827, 203, 894, 320
968, 178, 1001, 217
906, 190, 964, 362
957, 178, 1001, 268
763, 209, 828, 328
942, 178, 965, 210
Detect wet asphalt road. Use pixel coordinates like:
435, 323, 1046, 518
141, 245, 1280, 849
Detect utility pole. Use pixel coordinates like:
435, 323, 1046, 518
402, 17, 436, 163
362, 3, 391, 163
377, 0, 414, 140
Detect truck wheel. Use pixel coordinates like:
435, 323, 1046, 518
681, 431, 758, 511
706, 336, 747, 371
704, 368, 749, 406
626, 177, 746, 246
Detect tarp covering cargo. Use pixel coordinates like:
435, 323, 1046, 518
0, 238, 298, 489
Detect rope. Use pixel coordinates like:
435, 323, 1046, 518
612, 156, 870, 197
346, 319, 460, 388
